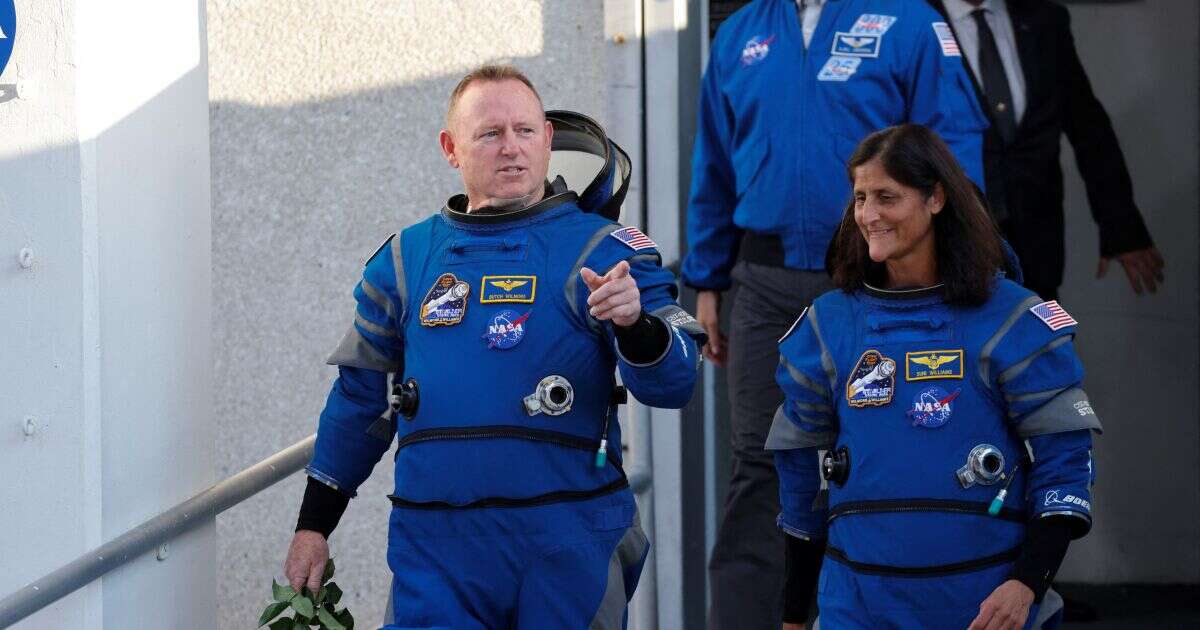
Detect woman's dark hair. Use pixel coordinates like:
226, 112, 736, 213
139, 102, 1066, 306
827, 124, 1004, 305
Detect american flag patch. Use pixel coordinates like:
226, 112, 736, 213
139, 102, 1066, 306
1030, 300, 1077, 331
609, 226, 657, 251
932, 22, 961, 57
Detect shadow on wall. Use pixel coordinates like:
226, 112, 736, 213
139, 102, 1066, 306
209, 4, 614, 628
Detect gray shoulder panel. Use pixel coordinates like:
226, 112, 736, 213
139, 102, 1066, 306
389, 231, 407, 324
325, 325, 402, 372
765, 406, 836, 451
805, 304, 840, 394
1016, 387, 1104, 437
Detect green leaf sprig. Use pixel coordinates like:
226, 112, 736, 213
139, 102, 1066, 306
260, 559, 354, 630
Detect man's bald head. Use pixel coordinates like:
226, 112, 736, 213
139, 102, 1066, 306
438, 65, 554, 211
446, 64, 544, 130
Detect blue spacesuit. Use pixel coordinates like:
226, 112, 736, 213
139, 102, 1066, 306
306, 176, 704, 627
769, 280, 1100, 628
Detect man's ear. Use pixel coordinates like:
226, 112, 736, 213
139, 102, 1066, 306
543, 119, 554, 149
439, 129, 459, 169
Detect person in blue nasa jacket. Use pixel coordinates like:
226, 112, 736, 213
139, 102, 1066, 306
769, 124, 1099, 629
281, 65, 706, 629
687, 3, 989, 626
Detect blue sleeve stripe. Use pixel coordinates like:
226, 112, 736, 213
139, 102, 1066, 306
780, 356, 831, 400
354, 312, 396, 339
359, 278, 396, 318
998, 336, 1072, 385
979, 295, 1042, 384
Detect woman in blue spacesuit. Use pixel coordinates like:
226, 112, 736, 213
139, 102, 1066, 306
769, 124, 1100, 630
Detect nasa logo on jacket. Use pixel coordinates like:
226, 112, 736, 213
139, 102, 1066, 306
740, 35, 775, 66
908, 386, 961, 429
0, 1, 15, 79
483, 309, 530, 350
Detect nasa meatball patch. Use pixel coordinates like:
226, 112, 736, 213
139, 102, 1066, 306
420, 272, 469, 327
483, 309, 530, 349
846, 349, 896, 407
908, 386, 961, 429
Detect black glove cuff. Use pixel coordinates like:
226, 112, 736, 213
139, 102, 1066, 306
296, 476, 350, 539
781, 534, 825, 623
613, 310, 671, 364
1008, 516, 1074, 602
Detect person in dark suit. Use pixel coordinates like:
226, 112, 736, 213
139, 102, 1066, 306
934, 0, 1164, 301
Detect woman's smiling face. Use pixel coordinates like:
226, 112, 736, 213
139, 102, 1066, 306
852, 157, 944, 265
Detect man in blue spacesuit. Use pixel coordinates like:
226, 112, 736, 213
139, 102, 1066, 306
282, 65, 705, 628
688, 2, 989, 627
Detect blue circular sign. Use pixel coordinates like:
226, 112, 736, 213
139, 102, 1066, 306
483, 309, 529, 350
0, 1, 14, 80
907, 386, 960, 429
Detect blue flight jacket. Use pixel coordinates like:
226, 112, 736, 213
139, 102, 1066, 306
768, 280, 1100, 574
684, 0, 988, 289
306, 193, 704, 506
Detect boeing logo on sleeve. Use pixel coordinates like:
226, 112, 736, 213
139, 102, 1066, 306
0, 1, 15, 79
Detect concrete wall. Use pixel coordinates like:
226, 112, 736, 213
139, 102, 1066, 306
1, 1, 214, 628
207, 2, 613, 626
1056, 0, 1200, 584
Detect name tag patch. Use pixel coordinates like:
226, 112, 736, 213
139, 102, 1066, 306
832, 32, 881, 58
480, 275, 536, 304
818, 56, 861, 82
906, 349, 964, 381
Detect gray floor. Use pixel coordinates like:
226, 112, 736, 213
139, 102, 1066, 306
1058, 584, 1199, 629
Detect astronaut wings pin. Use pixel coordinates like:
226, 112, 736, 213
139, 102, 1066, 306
420, 273, 470, 327
846, 350, 897, 407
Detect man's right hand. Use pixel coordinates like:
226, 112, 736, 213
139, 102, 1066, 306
284, 530, 330, 594
696, 290, 727, 366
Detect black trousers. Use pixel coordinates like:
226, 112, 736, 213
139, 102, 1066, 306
708, 261, 834, 630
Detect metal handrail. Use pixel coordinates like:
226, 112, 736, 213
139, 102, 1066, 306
0, 431, 655, 629
0, 434, 317, 629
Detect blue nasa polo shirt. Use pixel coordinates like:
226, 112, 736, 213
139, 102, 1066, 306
684, 0, 988, 290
